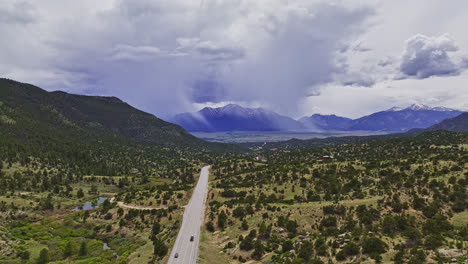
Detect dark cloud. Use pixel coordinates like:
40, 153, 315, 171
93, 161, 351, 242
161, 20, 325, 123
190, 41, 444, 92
399, 34, 467, 79
0, 0, 374, 118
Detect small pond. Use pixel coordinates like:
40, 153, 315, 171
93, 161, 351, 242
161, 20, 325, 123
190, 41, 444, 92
73, 197, 107, 211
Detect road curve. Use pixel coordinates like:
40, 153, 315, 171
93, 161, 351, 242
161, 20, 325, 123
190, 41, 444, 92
167, 165, 210, 264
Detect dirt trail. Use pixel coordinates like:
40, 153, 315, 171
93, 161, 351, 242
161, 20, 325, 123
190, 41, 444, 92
110, 197, 165, 210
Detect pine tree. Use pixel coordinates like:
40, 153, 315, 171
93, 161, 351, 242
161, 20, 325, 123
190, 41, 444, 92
64, 241, 73, 257
77, 188, 84, 198
151, 222, 161, 239
217, 210, 227, 229
241, 219, 249, 230
153, 238, 168, 257
79, 241, 88, 256
252, 240, 264, 260
38, 248, 49, 264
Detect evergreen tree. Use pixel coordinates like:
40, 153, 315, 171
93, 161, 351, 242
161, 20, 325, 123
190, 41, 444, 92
64, 241, 73, 257
217, 210, 227, 229
252, 240, 264, 260
77, 188, 84, 198
79, 241, 88, 256
153, 238, 168, 257
241, 219, 249, 230
206, 221, 215, 232
151, 222, 161, 238
37, 248, 49, 264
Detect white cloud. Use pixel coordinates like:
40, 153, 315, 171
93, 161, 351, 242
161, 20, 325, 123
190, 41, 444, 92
0, 1, 37, 24
302, 72, 468, 119
399, 34, 467, 79
175, 38, 245, 62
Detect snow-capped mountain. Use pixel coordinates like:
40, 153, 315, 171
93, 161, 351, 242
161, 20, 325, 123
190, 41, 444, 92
386, 107, 404, 112
170, 104, 304, 132
386, 104, 457, 112
170, 103, 464, 132
347, 104, 463, 131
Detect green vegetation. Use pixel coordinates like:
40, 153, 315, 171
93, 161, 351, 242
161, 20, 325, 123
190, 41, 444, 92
0, 78, 234, 263
200, 131, 468, 263
1, 79, 467, 263
0, 78, 226, 149
0, 159, 204, 263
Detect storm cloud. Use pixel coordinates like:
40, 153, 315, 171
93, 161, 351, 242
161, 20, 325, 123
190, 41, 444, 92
1, 0, 468, 118
0, 0, 374, 118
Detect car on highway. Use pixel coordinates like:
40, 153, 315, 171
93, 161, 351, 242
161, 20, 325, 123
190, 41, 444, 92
174, 253, 179, 258
190, 235, 194, 241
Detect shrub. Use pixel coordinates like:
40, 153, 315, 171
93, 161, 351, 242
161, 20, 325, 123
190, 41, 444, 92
38, 248, 49, 264
206, 221, 215, 232
336, 250, 346, 261
321, 216, 337, 228
424, 234, 444, 250
343, 242, 360, 256
362, 237, 387, 255
282, 240, 293, 253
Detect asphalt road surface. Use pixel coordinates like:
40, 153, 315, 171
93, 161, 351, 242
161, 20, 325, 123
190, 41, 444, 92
167, 165, 210, 264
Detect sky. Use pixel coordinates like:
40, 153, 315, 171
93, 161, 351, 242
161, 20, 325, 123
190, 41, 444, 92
1, 0, 468, 119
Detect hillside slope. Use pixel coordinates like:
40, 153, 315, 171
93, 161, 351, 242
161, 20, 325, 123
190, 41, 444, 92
0, 78, 237, 154
425, 112, 468, 132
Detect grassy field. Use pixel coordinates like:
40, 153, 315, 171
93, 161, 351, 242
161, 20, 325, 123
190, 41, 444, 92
451, 211, 468, 227
199, 231, 234, 264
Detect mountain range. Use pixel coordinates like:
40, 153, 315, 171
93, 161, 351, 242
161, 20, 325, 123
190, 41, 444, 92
1, 77, 465, 153
298, 114, 352, 131
346, 104, 463, 131
171, 104, 303, 132
171, 104, 464, 132
0, 78, 231, 152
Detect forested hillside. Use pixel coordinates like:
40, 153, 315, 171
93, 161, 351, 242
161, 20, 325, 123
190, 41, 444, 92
0, 79, 240, 263
0, 78, 217, 146
0, 78, 242, 176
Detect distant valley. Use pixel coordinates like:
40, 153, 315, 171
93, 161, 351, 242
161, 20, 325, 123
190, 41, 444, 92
191, 130, 393, 143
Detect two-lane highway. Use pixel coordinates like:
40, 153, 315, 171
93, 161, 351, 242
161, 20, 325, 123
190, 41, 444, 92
167, 165, 210, 264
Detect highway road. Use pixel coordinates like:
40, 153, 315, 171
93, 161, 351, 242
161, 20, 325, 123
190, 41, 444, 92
167, 165, 210, 264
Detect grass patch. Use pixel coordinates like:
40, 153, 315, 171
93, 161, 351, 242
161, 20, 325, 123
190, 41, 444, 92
199, 231, 232, 264
451, 211, 468, 227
